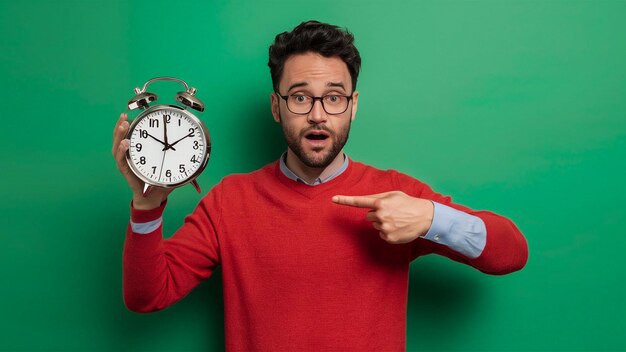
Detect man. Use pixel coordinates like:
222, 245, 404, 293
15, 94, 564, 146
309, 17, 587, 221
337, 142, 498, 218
113, 21, 528, 351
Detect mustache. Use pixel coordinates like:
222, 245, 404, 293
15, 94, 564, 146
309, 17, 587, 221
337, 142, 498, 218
299, 125, 333, 138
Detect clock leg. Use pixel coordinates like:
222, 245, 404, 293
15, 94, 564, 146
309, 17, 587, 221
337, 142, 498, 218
191, 180, 201, 194
142, 183, 154, 197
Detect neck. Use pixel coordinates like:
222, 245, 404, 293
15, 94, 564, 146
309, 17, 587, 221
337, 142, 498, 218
285, 149, 345, 184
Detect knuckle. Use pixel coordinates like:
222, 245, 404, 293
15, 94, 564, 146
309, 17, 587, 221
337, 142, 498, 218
381, 231, 398, 243
388, 236, 400, 244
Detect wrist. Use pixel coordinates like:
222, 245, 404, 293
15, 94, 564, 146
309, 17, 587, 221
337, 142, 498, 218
129, 197, 167, 224
132, 195, 164, 211
417, 200, 435, 238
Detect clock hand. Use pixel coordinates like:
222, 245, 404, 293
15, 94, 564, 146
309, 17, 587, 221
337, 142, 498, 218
157, 145, 167, 181
166, 131, 194, 150
146, 132, 176, 151
163, 114, 170, 148
146, 133, 165, 146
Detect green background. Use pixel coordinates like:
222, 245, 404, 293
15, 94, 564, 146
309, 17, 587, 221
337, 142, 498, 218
1, 0, 625, 350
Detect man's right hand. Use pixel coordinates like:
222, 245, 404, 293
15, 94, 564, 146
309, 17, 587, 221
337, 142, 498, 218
113, 113, 173, 210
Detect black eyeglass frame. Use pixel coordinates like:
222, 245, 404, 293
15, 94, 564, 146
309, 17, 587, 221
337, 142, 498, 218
275, 91, 354, 115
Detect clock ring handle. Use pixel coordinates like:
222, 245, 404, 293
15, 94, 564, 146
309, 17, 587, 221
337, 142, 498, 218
135, 77, 194, 95
129, 77, 205, 112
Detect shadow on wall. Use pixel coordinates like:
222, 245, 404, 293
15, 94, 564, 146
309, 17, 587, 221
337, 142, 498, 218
115, 272, 226, 351
94, 210, 225, 350
225, 95, 286, 172
407, 259, 485, 347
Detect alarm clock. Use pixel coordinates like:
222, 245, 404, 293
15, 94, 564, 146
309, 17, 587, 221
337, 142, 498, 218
125, 77, 211, 196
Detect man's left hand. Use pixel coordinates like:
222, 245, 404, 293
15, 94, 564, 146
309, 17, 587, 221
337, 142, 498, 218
332, 191, 434, 244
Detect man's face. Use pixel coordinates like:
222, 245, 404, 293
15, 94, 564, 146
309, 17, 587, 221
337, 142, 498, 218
271, 52, 359, 168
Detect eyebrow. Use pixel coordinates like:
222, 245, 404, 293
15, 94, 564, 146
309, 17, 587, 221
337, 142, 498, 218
327, 82, 345, 90
286, 81, 347, 93
287, 82, 309, 92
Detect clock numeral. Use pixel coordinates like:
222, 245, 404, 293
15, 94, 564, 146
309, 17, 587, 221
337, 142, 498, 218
151, 166, 157, 174
164, 114, 171, 123
193, 141, 199, 150
166, 170, 172, 178
139, 156, 146, 165
178, 118, 181, 126
149, 119, 159, 128
190, 155, 199, 163
139, 129, 148, 138
188, 128, 195, 137
179, 164, 186, 173
135, 143, 142, 152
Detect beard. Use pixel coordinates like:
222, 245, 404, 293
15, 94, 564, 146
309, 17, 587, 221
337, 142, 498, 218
279, 113, 351, 169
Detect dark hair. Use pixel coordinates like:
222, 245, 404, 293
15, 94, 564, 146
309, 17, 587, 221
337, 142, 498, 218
268, 20, 361, 92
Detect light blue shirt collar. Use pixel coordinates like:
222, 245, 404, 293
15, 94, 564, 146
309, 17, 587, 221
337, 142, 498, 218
279, 152, 349, 186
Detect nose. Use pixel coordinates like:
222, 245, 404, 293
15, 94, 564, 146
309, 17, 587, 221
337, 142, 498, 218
307, 98, 328, 124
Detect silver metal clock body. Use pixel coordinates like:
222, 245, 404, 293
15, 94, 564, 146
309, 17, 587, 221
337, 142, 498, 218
125, 104, 211, 190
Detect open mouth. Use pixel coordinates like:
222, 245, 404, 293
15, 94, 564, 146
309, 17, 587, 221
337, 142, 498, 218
304, 130, 330, 141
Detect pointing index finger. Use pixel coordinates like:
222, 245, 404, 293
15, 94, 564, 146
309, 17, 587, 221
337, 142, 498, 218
332, 195, 379, 209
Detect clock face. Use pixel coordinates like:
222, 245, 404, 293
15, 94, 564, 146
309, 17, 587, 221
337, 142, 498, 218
126, 105, 210, 187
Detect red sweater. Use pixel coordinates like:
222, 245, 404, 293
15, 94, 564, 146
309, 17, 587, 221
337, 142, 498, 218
124, 160, 528, 351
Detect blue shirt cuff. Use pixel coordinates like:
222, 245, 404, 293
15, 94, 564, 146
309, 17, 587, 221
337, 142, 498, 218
423, 202, 487, 258
130, 217, 162, 235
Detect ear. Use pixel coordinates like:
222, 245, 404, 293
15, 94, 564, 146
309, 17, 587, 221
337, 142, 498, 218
350, 91, 359, 122
270, 92, 281, 123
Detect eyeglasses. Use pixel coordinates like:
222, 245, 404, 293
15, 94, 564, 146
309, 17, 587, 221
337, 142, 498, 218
275, 92, 353, 115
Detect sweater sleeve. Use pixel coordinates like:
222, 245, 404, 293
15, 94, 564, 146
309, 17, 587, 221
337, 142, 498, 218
394, 172, 528, 275
123, 183, 222, 312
